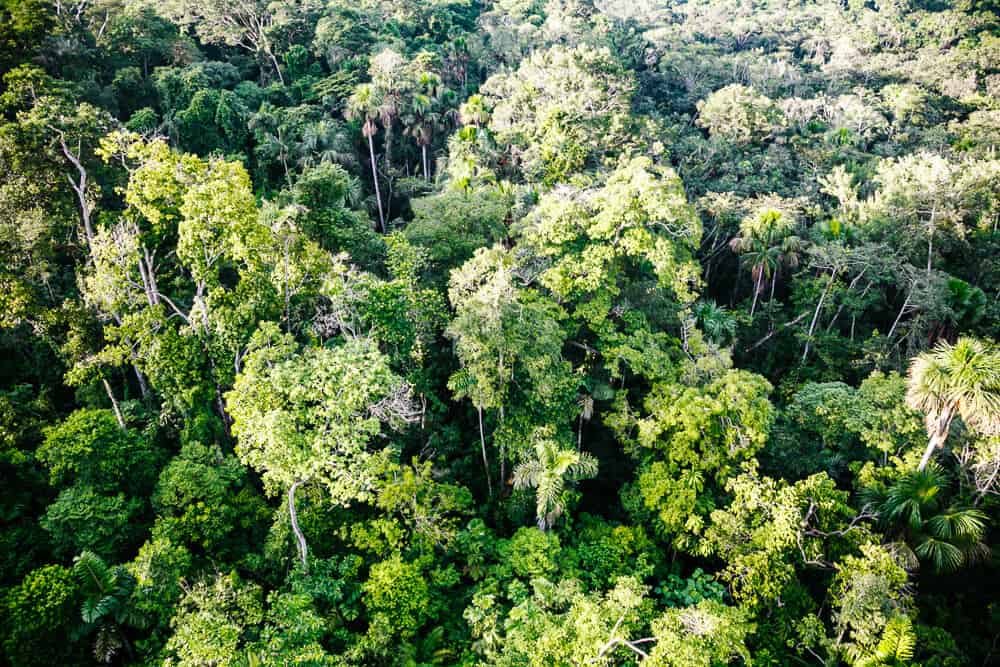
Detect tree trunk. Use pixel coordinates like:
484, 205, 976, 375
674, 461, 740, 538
134, 366, 149, 399
367, 134, 386, 233
422, 144, 429, 181
103, 379, 125, 430
887, 289, 912, 341
267, 48, 285, 86
802, 269, 836, 362
918, 408, 954, 471
749, 266, 763, 317
478, 406, 493, 498
57, 136, 95, 248
918, 431, 946, 471
288, 480, 308, 571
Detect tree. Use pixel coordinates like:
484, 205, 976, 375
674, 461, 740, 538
696, 84, 784, 145
346, 82, 387, 232
162, 572, 263, 667
512, 427, 598, 531
161, 0, 315, 84
728, 203, 803, 318
446, 245, 570, 496
227, 323, 414, 568
871, 463, 990, 573
72, 550, 142, 664
645, 599, 754, 667
905, 337, 1000, 471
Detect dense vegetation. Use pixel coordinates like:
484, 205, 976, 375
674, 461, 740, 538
2, 0, 1000, 664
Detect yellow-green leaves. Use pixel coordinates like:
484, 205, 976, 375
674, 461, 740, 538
227, 323, 408, 505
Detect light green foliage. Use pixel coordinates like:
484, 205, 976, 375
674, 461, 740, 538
829, 544, 913, 665
252, 591, 335, 665
701, 471, 863, 607
864, 153, 1000, 271
447, 245, 570, 412
906, 337, 1000, 470
472, 575, 651, 666
625, 369, 773, 540
696, 84, 784, 144
127, 536, 193, 631
363, 554, 430, 640
228, 323, 407, 504
481, 44, 636, 182
374, 459, 474, 551
646, 599, 754, 667
505, 527, 561, 580
163, 573, 264, 667
6, 0, 1000, 663
522, 156, 702, 314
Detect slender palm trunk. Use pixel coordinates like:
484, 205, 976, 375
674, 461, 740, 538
749, 266, 763, 317
288, 480, 308, 571
422, 144, 429, 181
918, 408, 954, 471
478, 406, 493, 497
367, 134, 385, 232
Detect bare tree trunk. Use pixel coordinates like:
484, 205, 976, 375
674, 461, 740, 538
134, 367, 149, 399
478, 406, 493, 498
918, 430, 947, 471
288, 480, 308, 571
422, 144, 430, 181
267, 48, 285, 86
56, 135, 95, 247
367, 134, 386, 233
802, 269, 836, 362
103, 379, 125, 430
887, 289, 912, 340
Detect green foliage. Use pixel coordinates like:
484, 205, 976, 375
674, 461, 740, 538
1, 565, 79, 666
4, 1, 1000, 664
363, 554, 430, 641
162, 572, 264, 667
228, 322, 407, 503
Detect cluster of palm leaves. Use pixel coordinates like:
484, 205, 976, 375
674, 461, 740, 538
905, 336, 1000, 470
866, 463, 990, 574
72, 550, 143, 664
512, 430, 598, 531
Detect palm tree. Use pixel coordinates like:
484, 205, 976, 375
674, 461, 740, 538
871, 464, 990, 573
404, 92, 439, 181
459, 94, 490, 130
729, 208, 801, 318
693, 300, 737, 346
346, 83, 386, 232
905, 337, 1000, 470
296, 119, 354, 170
513, 429, 598, 531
